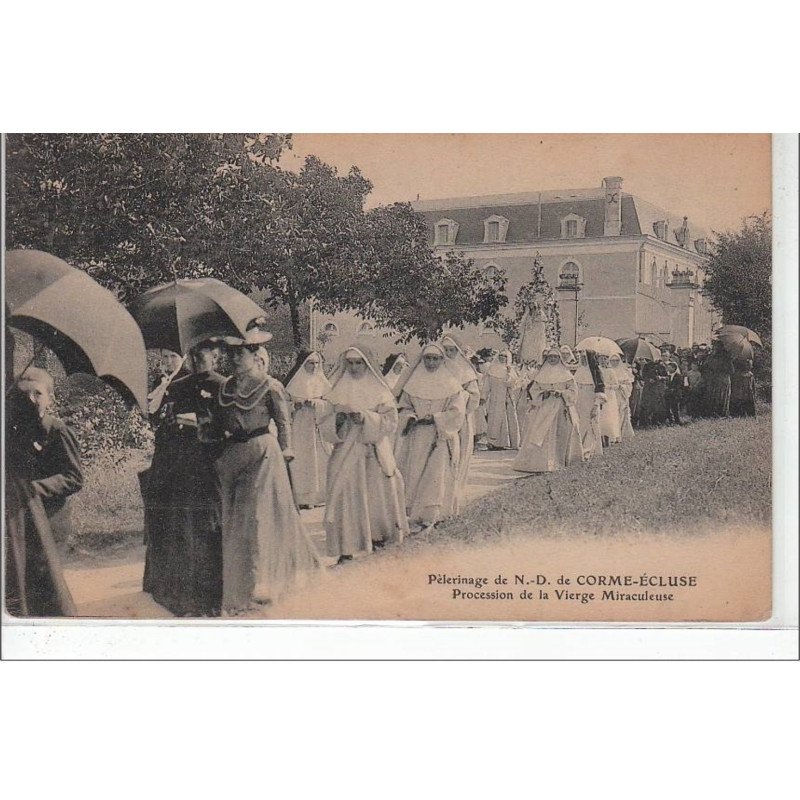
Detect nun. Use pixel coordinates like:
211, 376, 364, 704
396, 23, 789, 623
284, 351, 332, 509
480, 350, 521, 450
515, 359, 539, 439
394, 344, 467, 531
320, 344, 409, 563
440, 334, 480, 510
598, 354, 622, 446
609, 354, 635, 441
560, 345, 579, 374
513, 348, 583, 473
382, 352, 409, 391
574, 349, 606, 460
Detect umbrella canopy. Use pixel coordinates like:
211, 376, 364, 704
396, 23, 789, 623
616, 337, 661, 362
715, 324, 763, 360
715, 324, 763, 346
575, 336, 623, 357
5, 250, 148, 411
128, 278, 267, 355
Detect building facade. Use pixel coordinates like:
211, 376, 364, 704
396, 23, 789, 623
314, 176, 719, 364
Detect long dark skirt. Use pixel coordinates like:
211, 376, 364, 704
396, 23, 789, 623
638, 381, 667, 426
140, 428, 222, 616
730, 373, 757, 417
705, 376, 731, 417
630, 380, 644, 425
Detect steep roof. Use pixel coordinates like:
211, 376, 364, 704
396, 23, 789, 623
630, 197, 710, 247
412, 187, 710, 251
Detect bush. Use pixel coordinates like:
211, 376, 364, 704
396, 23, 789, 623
57, 378, 153, 464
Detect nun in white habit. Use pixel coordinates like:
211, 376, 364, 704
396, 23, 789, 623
574, 350, 606, 460
480, 350, 521, 450
284, 351, 332, 508
440, 334, 480, 511
513, 347, 583, 473
319, 345, 409, 564
382, 353, 410, 391
394, 343, 467, 531
609, 354, 635, 441
598, 354, 622, 445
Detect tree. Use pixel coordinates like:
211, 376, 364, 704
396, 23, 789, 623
215, 154, 376, 347
6, 135, 508, 349
5, 133, 294, 300
358, 202, 508, 343
703, 211, 772, 337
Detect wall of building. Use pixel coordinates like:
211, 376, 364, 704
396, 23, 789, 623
314, 235, 718, 362
635, 242, 719, 346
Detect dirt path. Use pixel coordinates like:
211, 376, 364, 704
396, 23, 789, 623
63, 449, 523, 618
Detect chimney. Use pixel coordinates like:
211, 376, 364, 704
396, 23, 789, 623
602, 176, 623, 236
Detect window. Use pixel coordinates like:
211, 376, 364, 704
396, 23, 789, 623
357, 321, 374, 335
482, 214, 509, 244
434, 218, 458, 246
560, 213, 586, 239
483, 264, 500, 280
322, 322, 339, 336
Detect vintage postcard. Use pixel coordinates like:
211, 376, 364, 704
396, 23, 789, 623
2, 133, 775, 624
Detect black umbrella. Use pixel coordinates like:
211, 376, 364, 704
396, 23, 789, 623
128, 278, 268, 355
5, 250, 148, 411
616, 337, 661, 362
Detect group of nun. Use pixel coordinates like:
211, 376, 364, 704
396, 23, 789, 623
459, 343, 634, 474
283, 335, 481, 561
466, 344, 633, 475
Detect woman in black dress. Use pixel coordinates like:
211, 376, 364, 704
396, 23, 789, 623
140, 343, 226, 616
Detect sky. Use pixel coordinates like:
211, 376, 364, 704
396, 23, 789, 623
280, 134, 771, 234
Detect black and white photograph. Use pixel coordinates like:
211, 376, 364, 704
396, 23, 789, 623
3, 133, 778, 623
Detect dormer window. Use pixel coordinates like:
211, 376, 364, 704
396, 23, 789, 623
483, 214, 509, 244
435, 218, 458, 246
694, 238, 708, 255
653, 220, 669, 241
560, 213, 586, 239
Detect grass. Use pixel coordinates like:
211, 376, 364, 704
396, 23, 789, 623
68, 411, 772, 557
413, 410, 772, 547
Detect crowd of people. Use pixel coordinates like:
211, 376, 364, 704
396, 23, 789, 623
6, 326, 758, 619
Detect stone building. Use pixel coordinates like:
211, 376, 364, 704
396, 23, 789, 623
314, 176, 719, 364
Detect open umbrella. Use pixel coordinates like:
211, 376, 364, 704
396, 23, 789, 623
616, 336, 661, 362
5, 250, 148, 411
715, 324, 763, 360
575, 336, 623, 357
128, 278, 267, 355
